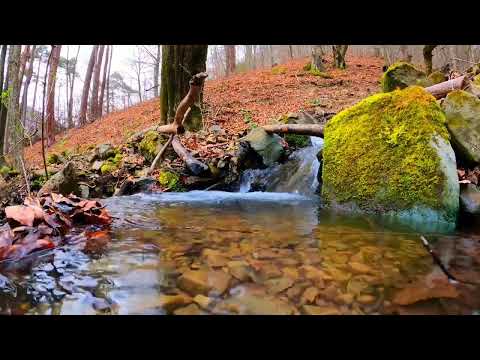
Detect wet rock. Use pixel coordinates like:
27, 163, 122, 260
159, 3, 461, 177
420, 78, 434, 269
38, 162, 78, 197
300, 286, 320, 305
216, 284, 296, 315
202, 249, 229, 268
264, 277, 295, 294
193, 294, 214, 310
301, 305, 341, 315
177, 269, 231, 296
322, 86, 459, 224
79, 184, 90, 198
91, 160, 104, 171
392, 275, 459, 306
460, 183, 480, 214
0, 273, 16, 297
173, 303, 205, 315
241, 127, 285, 167
96, 144, 116, 160
381, 62, 427, 92
158, 294, 193, 313
281, 267, 300, 281
442, 90, 480, 164
356, 294, 377, 305
227, 261, 251, 282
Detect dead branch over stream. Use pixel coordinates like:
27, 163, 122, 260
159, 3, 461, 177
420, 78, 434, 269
425, 75, 467, 99
262, 124, 325, 137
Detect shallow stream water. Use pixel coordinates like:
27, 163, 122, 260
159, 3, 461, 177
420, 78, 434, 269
1, 190, 480, 315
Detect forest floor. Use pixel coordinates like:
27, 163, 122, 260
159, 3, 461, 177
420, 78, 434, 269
25, 55, 383, 167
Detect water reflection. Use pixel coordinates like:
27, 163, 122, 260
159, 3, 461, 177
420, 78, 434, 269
1, 191, 480, 315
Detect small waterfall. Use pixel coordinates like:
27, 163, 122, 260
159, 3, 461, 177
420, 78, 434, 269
239, 137, 324, 196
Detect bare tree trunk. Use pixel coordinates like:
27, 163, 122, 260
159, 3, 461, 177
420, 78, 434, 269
332, 45, 348, 69
288, 45, 294, 59
90, 45, 104, 121
160, 45, 208, 131
79, 45, 97, 125
153, 45, 160, 98
31, 49, 43, 122
423, 45, 437, 75
106, 45, 113, 114
18, 46, 31, 87
269, 45, 274, 66
245, 45, 253, 69
225, 45, 236, 76
311, 45, 324, 72
46, 45, 61, 147
0, 45, 8, 163
99, 45, 109, 119
5, 45, 23, 170
67, 45, 80, 128
20, 45, 36, 125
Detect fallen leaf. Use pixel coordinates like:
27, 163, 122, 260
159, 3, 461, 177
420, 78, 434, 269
5, 206, 35, 227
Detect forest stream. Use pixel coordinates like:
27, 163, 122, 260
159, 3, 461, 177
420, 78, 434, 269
2, 137, 480, 315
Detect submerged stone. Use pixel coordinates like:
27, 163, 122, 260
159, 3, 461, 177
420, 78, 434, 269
177, 269, 231, 296
381, 62, 427, 92
322, 86, 459, 224
442, 90, 480, 164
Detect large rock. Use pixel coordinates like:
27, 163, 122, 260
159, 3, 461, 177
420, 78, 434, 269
177, 269, 231, 296
442, 90, 480, 164
322, 86, 459, 224
460, 183, 480, 214
381, 62, 427, 92
240, 127, 285, 167
38, 162, 78, 197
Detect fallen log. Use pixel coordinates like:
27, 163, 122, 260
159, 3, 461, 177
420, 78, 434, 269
425, 75, 466, 99
172, 136, 209, 176
262, 124, 325, 138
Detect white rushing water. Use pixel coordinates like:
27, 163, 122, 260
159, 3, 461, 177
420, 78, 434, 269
239, 137, 324, 196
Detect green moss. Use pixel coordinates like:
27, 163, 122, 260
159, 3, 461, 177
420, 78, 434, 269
100, 152, 123, 174
0, 166, 11, 177
158, 170, 184, 191
285, 133, 310, 148
271, 65, 287, 75
303, 62, 312, 71
47, 153, 61, 165
381, 62, 427, 92
426, 71, 447, 86
309, 68, 332, 78
322, 86, 451, 214
31, 174, 48, 190
139, 131, 164, 162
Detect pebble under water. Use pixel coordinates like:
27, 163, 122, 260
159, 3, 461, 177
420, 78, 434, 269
1, 190, 480, 315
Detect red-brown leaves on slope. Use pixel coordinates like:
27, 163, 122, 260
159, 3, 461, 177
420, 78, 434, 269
0, 193, 112, 262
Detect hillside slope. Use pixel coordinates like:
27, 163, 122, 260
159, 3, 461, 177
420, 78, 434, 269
25, 55, 383, 167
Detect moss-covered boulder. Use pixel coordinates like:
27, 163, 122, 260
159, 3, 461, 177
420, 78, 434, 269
241, 128, 285, 167
100, 153, 123, 174
467, 74, 480, 97
38, 162, 78, 197
426, 71, 447, 86
381, 62, 427, 92
322, 86, 459, 224
158, 170, 184, 191
442, 90, 480, 164
139, 131, 168, 163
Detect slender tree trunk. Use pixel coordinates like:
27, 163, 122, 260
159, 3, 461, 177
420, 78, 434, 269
106, 45, 113, 114
46, 45, 61, 147
332, 45, 348, 69
245, 45, 253, 69
160, 45, 208, 132
20, 45, 36, 126
99, 45, 109, 119
136, 65, 142, 103
68, 45, 80, 128
31, 50, 43, 122
90, 45, 104, 121
0, 45, 8, 163
225, 45, 236, 76
311, 45, 324, 72
153, 45, 160, 98
5, 45, 22, 169
65, 46, 69, 127
79, 45, 98, 125
269, 45, 274, 66
18, 46, 31, 89
288, 45, 294, 59
423, 45, 437, 75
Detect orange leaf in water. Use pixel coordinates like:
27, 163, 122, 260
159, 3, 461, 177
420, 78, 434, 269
392, 277, 459, 306
5, 206, 35, 227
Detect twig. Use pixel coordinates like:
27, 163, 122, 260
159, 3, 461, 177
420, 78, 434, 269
420, 235, 480, 286
19, 156, 30, 196
40, 47, 54, 180
149, 134, 174, 174
451, 57, 477, 65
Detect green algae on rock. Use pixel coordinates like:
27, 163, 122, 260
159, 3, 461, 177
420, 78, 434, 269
158, 170, 184, 191
322, 86, 459, 224
381, 62, 427, 92
139, 130, 167, 163
442, 90, 480, 164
